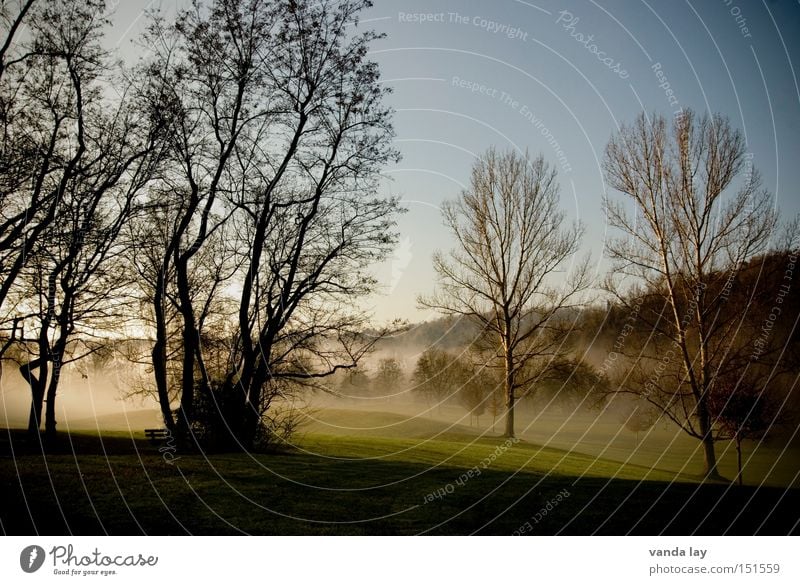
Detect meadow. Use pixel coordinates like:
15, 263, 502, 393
2, 408, 797, 535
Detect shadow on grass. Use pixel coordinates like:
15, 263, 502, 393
1, 429, 797, 535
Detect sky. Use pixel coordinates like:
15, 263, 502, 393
108, 0, 800, 323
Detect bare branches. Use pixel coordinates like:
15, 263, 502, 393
602, 109, 789, 479
422, 148, 590, 437
128, 0, 399, 444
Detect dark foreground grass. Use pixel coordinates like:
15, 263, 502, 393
1, 429, 798, 535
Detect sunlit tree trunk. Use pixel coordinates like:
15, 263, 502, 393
503, 339, 515, 439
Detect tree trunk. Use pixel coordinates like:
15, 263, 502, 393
44, 353, 64, 444
177, 328, 196, 431
241, 358, 269, 447
151, 270, 175, 432
22, 359, 45, 439
175, 258, 199, 437
45, 295, 75, 445
150, 331, 173, 430
697, 397, 721, 480
503, 342, 515, 439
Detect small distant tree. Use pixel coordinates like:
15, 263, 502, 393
524, 357, 599, 412
338, 366, 372, 398
622, 400, 659, 444
422, 148, 589, 438
411, 348, 457, 409
373, 357, 404, 397
710, 377, 783, 486
487, 386, 504, 432
456, 362, 494, 427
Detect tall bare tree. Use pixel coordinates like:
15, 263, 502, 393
602, 110, 785, 479
134, 0, 273, 436
422, 149, 589, 438
138, 0, 400, 445
0, 0, 164, 442
225, 0, 400, 444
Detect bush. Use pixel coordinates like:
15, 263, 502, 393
188, 383, 244, 451
189, 382, 306, 452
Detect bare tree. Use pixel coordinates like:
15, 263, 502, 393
0, 0, 163, 442
487, 385, 503, 432
137, 0, 401, 446
709, 374, 785, 486
338, 365, 372, 398
602, 110, 786, 479
455, 360, 494, 427
411, 347, 458, 409
422, 148, 589, 438
134, 0, 279, 436
0, 0, 100, 350
621, 399, 659, 444
14, 87, 162, 442
373, 357, 404, 397
125, 195, 240, 431
225, 0, 400, 445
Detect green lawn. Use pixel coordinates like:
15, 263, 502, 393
1, 422, 798, 535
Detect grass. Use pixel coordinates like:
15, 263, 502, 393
1, 418, 798, 535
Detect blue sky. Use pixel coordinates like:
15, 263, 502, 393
110, 1, 800, 322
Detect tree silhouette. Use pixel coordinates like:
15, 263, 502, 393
138, 0, 400, 446
1, 0, 163, 442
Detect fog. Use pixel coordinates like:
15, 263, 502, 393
0, 362, 162, 431
2, 334, 797, 488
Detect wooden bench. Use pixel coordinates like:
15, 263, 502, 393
144, 428, 170, 444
